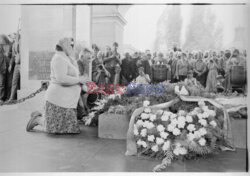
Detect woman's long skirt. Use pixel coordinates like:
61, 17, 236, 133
45, 101, 80, 134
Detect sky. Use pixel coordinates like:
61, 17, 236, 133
0, 4, 248, 51
123, 5, 248, 51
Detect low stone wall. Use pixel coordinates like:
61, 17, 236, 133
98, 112, 129, 140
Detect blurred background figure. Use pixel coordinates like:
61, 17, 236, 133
0, 34, 11, 102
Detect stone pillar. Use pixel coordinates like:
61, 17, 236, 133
91, 5, 127, 53
19, 5, 91, 111
76, 5, 92, 46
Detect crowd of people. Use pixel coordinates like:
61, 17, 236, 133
25, 37, 247, 135
0, 33, 21, 103
84, 43, 247, 95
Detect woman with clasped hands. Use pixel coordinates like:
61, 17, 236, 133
26, 37, 90, 134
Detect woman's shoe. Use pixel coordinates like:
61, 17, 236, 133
26, 111, 42, 132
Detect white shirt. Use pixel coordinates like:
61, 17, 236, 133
136, 74, 150, 85
44, 51, 81, 108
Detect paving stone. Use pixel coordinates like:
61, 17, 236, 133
98, 113, 129, 139
0, 107, 248, 172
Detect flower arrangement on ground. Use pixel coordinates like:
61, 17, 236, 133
133, 99, 228, 172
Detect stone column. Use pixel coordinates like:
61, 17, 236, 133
91, 5, 127, 53
19, 5, 91, 111
76, 5, 92, 46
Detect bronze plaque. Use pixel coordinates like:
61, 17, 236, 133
29, 51, 54, 80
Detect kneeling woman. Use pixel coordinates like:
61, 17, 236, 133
26, 38, 89, 134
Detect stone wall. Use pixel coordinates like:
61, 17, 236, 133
19, 5, 91, 111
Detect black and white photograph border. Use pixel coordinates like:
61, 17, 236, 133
0, 0, 249, 175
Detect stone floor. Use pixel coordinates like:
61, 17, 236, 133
0, 105, 248, 172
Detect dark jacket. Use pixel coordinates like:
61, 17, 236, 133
0, 52, 7, 74
140, 59, 151, 78
121, 57, 133, 83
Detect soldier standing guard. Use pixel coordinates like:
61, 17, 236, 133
8, 33, 21, 101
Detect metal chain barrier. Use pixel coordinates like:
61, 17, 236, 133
0, 82, 48, 106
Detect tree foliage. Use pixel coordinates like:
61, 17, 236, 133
154, 6, 183, 51
183, 6, 224, 50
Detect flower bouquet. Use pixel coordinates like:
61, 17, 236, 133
108, 105, 127, 115
130, 99, 233, 172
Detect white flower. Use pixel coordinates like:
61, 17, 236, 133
177, 122, 185, 129
140, 128, 147, 137
151, 145, 159, 152
137, 139, 142, 146
170, 118, 178, 126
202, 106, 209, 112
163, 111, 171, 116
178, 110, 186, 116
189, 110, 198, 116
141, 141, 147, 148
187, 132, 195, 141
177, 116, 186, 128
198, 128, 207, 136
187, 124, 196, 132
194, 130, 202, 138
156, 109, 164, 115
202, 112, 209, 118
178, 116, 186, 123
198, 138, 206, 146
157, 124, 165, 132
142, 121, 149, 128
161, 114, 169, 121
208, 110, 216, 117
147, 135, 155, 142
209, 120, 217, 128
141, 113, 150, 120
179, 147, 187, 155
175, 142, 181, 148
146, 122, 155, 129
144, 107, 151, 113
197, 113, 204, 119
167, 124, 175, 132
143, 100, 150, 107
149, 114, 157, 122
162, 141, 171, 151
156, 137, 164, 145
170, 113, 177, 119
198, 100, 205, 107
136, 120, 144, 127
186, 115, 193, 123
160, 131, 169, 139
133, 128, 139, 135
199, 119, 207, 127
173, 128, 181, 136
142, 121, 154, 129
173, 148, 180, 155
